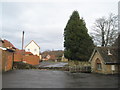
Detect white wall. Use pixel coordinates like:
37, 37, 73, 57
25, 41, 40, 56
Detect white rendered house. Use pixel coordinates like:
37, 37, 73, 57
25, 40, 40, 57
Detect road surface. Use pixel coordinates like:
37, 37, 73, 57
2, 69, 118, 88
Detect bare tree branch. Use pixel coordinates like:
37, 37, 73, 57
91, 13, 118, 47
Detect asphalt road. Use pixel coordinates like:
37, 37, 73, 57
2, 69, 118, 88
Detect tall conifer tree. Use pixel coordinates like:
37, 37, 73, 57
64, 11, 94, 61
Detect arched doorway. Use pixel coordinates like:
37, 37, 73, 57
95, 58, 102, 71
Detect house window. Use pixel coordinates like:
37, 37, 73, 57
97, 63, 102, 70
111, 65, 115, 71
28, 49, 30, 52
34, 49, 37, 52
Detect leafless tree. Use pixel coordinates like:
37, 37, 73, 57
91, 13, 118, 47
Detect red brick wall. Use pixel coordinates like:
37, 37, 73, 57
13, 50, 40, 65
14, 53, 22, 62
5, 54, 13, 71
2, 50, 14, 71
14, 50, 25, 62
23, 55, 39, 65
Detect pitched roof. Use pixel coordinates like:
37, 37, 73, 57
0, 39, 16, 52
0, 39, 16, 51
3, 39, 15, 48
89, 47, 118, 64
25, 40, 40, 49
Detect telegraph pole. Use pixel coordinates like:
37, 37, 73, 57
21, 31, 25, 62
22, 31, 25, 50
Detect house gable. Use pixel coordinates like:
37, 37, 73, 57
89, 47, 118, 64
89, 48, 105, 64
25, 40, 40, 49
90, 49, 105, 64
25, 40, 40, 56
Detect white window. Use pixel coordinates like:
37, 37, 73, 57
111, 65, 115, 71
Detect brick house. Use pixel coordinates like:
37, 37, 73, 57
89, 47, 119, 74
0, 39, 15, 72
42, 54, 56, 61
42, 54, 51, 61
41, 50, 64, 61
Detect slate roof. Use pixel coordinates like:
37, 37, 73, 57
89, 47, 119, 65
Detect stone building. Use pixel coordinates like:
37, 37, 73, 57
89, 47, 119, 74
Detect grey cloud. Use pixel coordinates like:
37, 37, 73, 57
1, 1, 118, 51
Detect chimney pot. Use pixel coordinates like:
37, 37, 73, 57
108, 49, 112, 55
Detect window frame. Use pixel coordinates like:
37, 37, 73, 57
97, 63, 102, 70
28, 49, 30, 52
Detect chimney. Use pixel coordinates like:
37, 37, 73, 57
108, 49, 112, 55
22, 31, 25, 50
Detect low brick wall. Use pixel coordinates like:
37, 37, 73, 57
23, 55, 40, 65
14, 51, 40, 66
14, 53, 22, 62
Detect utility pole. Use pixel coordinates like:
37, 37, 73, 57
22, 31, 24, 50
21, 31, 25, 62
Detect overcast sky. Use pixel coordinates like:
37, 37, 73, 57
0, 0, 119, 52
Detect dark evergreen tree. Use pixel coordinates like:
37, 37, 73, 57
64, 11, 94, 61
